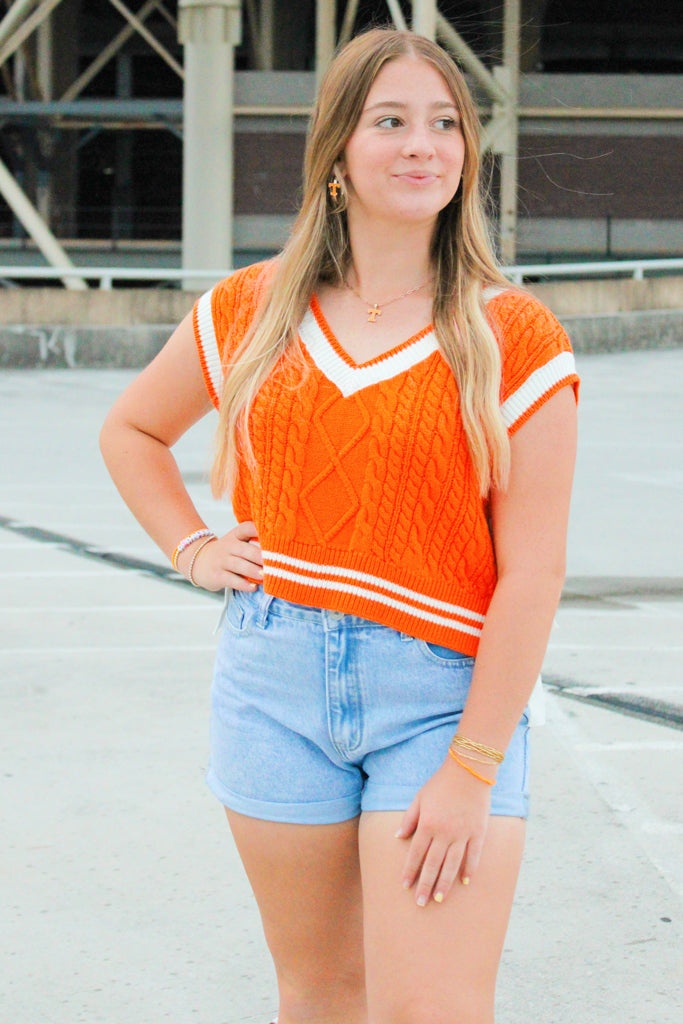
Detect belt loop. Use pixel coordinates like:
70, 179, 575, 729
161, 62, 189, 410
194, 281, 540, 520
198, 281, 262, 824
256, 589, 275, 629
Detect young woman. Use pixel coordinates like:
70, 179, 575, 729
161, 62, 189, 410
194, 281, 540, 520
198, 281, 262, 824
100, 28, 578, 1024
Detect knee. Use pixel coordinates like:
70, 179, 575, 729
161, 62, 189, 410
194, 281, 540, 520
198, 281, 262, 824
278, 960, 366, 1019
377, 991, 494, 1024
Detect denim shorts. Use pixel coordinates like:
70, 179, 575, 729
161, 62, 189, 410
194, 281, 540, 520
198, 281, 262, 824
206, 587, 530, 824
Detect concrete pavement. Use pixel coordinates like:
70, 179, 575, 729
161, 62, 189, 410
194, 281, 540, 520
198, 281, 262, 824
1, 349, 682, 1023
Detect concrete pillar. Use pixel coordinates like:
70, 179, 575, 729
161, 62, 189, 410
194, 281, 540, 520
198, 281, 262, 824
411, 0, 437, 40
178, 0, 241, 286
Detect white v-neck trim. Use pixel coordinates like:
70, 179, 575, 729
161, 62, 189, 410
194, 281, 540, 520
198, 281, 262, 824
298, 306, 439, 398
483, 285, 510, 302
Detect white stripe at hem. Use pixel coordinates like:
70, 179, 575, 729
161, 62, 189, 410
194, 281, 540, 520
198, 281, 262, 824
261, 549, 486, 624
195, 287, 223, 401
501, 351, 576, 429
265, 566, 483, 637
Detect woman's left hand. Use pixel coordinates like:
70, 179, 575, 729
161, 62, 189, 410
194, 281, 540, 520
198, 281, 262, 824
395, 756, 493, 904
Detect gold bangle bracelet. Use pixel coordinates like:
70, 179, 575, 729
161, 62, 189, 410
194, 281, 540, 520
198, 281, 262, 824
451, 734, 504, 764
449, 746, 501, 767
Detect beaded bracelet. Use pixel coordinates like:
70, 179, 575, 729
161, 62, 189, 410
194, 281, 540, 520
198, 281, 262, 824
448, 749, 496, 786
188, 535, 217, 587
172, 528, 215, 571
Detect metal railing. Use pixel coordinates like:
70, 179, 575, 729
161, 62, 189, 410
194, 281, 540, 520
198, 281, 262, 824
0, 258, 682, 290
503, 258, 683, 286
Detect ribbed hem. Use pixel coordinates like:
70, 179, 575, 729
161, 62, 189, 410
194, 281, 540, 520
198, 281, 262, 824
260, 540, 491, 658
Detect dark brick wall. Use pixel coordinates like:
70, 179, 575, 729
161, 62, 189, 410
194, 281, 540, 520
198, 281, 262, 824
234, 134, 304, 215
518, 136, 683, 219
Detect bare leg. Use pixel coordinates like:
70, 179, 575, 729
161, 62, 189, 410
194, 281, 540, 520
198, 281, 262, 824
360, 812, 525, 1024
225, 809, 367, 1024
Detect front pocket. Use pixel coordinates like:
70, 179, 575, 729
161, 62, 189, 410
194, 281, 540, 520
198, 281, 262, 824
416, 639, 476, 668
224, 591, 247, 633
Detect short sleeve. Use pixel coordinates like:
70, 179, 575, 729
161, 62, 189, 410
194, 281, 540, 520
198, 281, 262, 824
487, 290, 580, 435
192, 260, 272, 410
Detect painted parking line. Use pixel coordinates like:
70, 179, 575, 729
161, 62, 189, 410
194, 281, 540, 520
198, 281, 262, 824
4, 605, 216, 613
0, 514, 221, 599
0, 645, 218, 655
548, 643, 683, 651
575, 740, 683, 752
544, 676, 683, 730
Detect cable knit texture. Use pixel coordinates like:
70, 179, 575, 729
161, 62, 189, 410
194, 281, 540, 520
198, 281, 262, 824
193, 262, 579, 656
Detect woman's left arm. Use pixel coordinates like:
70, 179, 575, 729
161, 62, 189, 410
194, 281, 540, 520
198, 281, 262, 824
397, 384, 578, 903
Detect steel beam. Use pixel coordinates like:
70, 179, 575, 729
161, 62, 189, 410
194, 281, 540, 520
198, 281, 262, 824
61, 0, 165, 102
436, 13, 507, 105
0, 0, 41, 50
107, 0, 183, 79
0, 0, 64, 70
260, 0, 274, 70
498, 0, 520, 264
386, 0, 408, 31
338, 0, 360, 47
0, 155, 87, 288
315, 0, 336, 88
411, 0, 436, 40
244, 0, 261, 68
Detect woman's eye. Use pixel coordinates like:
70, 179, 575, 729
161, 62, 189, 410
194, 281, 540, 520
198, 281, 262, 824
376, 116, 403, 129
434, 117, 458, 131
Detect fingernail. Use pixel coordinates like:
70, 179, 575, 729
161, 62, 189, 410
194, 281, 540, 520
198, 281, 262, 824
258, 568, 264, 577
433, 892, 444, 904
417, 894, 427, 907
394, 829, 403, 838
402, 879, 411, 890
462, 876, 470, 886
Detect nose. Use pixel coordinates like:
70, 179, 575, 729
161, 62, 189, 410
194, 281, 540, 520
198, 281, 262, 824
400, 124, 436, 160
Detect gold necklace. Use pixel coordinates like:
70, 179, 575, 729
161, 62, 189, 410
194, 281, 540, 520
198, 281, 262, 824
345, 277, 432, 324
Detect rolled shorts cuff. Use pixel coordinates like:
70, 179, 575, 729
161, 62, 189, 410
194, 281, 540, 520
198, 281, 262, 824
206, 768, 361, 825
361, 783, 529, 819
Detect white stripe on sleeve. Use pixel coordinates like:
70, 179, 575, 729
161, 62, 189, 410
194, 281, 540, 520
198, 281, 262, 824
195, 287, 223, 400
501, 351, 576, 429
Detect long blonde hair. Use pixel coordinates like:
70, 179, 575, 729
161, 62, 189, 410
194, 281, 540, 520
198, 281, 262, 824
211, 27, 511, 498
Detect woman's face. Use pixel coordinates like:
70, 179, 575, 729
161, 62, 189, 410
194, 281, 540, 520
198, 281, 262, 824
339, 56, 465, 230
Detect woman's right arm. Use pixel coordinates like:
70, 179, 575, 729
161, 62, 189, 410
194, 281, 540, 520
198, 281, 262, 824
99, 310, 263, 591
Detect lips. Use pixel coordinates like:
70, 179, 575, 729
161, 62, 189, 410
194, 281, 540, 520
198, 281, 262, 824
395, 173, 438, 185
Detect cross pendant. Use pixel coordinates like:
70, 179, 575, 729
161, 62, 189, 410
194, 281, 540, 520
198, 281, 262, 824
367, 305, 382, 323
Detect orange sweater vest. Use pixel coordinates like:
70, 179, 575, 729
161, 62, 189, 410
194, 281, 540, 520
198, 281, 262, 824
194, 262, 579, 656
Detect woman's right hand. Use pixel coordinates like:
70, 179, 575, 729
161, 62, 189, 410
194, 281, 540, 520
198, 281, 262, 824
177, 520, 264, 592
